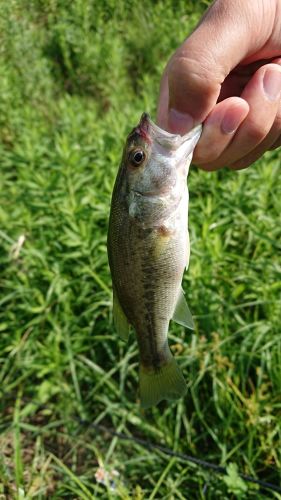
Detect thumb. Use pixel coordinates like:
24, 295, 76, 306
162, 0, 269, 134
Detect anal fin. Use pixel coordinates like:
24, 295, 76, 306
172, 287, 194, 331
113, 289, 130, 341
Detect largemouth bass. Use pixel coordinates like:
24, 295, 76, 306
108, 113, 201, 408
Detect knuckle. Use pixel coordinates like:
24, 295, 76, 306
168, 54, 220, 95
229, 159, 251, 170
195, 145, 220, 164
246, 121, 269, 143
268, 106, 281, 148
197, 163, 220, 172
269, 135, 281, 150
196, 154, 225, 170
273, 107, 281, 130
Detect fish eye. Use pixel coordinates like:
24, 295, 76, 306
130, 149, 145, 166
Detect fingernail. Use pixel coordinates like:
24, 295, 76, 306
221, 111, 242, 134
167, 108, 194, 135
263, 68, 281, 101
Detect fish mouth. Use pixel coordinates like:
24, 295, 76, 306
129, 113, 202, 155
130, 113, 152, 144
135, 113, 202, 150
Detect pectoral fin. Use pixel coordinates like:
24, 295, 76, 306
113, 289, 130, 341
172, 288, 194, 331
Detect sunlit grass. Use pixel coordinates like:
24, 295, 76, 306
0, 0, 280, 497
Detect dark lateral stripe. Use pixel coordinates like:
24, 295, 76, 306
142, 284, 162, 368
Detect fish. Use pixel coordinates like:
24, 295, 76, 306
107, 113, 201, 409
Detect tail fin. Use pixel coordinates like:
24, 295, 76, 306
139, 357, 187, 409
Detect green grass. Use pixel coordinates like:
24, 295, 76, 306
0, 0, 280, 498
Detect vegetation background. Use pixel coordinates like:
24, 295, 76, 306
0, 0, 280, 497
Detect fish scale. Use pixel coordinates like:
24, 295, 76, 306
110, 205, 182, 365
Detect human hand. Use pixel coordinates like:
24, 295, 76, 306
157, 0, 281, 170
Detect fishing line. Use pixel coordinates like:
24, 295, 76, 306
76, 418, 281, 494
1, 394, 280, 494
